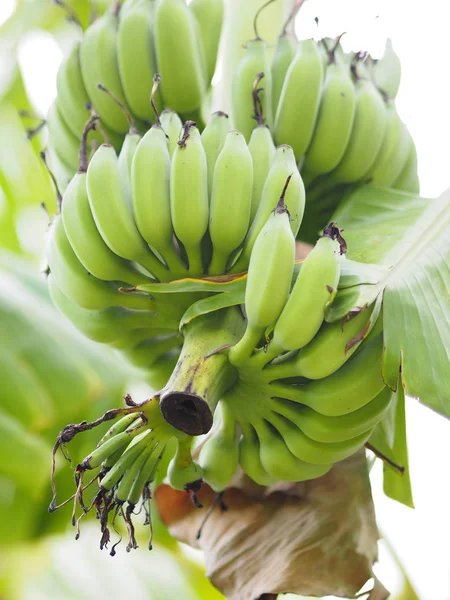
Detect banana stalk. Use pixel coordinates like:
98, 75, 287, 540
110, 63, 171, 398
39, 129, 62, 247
160, 308, 244, 435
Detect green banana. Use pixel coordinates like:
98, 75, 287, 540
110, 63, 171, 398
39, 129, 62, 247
46, 99, 80, 172
61, 170, 150, 285
170, 122, 209, 275
45, 144, 74, 195
189, 0, 224, 82
154, 0, 207, 113
199, 402, 239, 492
229, 191, 295, 365
303, 59, 356, 176
232, 144, 304, 273
254, 420, 332, 482
270, 334, 385, 416
97, 413, 142, 447
55, 41, 122, 151
117, 129, 141, 202
100, 430, 153, 490
127, 441, 165, 506
86, 143, 170, 281
117, 0, 162, 122
267, 411, 372, 464
82, 427, 145, 470
371, 38, 402, 99
208, 130, 253, 275
270, 386, 392, 443
46, 216, 153, 311
131, 124, 188, 276
116, 437, 157, 503
232, 38, 273, 141
271, 34, 297, 117
392, 140, 419, 193
265, 306, 374, 380
201, 111, 231, 198
159, 109, 183, 157
330, 69, 387, 183
239, 422, 276, 486
247, 124, 276, 221
274, 39, 323, 161
80, 4, 130, 134
365, 101, 412, 187
262, 230, 341, 362
167, 438, 203, 490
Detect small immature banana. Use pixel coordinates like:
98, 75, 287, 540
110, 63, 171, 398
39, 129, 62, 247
365, 101, 412, 187
270, 334, 385, 416
239, 422, 276, 486
127, 441, 165, 506
170, 122, 209, 275
98, 413, 142, 447
330, 71, 387, 183
392, 140, 420, 193
100, 430, 153, 491
61, 171, 149, 285
45, 144, 75, 195
271, 34, 297, 117
274, 39, 323, 161
247, 124, 276, 221
80, 4, 129, 134
201, 111, 231, 198
115, 437, 156, 503
47, 217, 153, 311
254, 420, 332, 482
229, 189, 295, 365
208, 130, 253, 275
270, 387, 392, 443
232, 39, 273, 141
199, 402, 239, 492
370, 38, 402, 99
86, 143, 169, 281
189, 0, 224, 82
131, 123, 187, 275
167, 438, 203, 490
46, 99, 80, 172
266, 306, 374, 380
117, 0, 162, 122
159, 110, 183, 157
263, 228, 341, 362
303, 59, 356, 176
232, 145, 304, 272
154, 0, 207, 113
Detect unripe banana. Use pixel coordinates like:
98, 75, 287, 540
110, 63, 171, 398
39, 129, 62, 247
154, 0, 207, 112
117, 129, 141, 202
115, 437, 157, 503
274, 39, 323, 161
365, 102, 412, 187
270, 386, 392, 443
239, 422, 276, 486
131, 124, 187, 276
271, 34, 297, 116
270, 334, 385, 416
47, 216, 153, 311
127, 441, 165, 506
232, 39, 273, 141
264, 229, 341, 361
371, 38, 402, 99
303, 59, 356, 175
266, 306, 374, 380
232, 145, 304, 273
167, 438, 203, 490
80, 4, 129, 134
201, 111, 231, 198
46, 99, 80, 172
267, 411, 372, 465
86, 143, 169, 281
247, 125, 276, 221
159, 109, 183, 157
208, 130, 253, 275
189, 0, 224, 82
199, 403, 239, 492
56, 41, 122, 151
100, 430, 153, 491
392, 140, 419, 193
117, 0, 162, 122
330, 71, 387, 183
229, 191, 295, 365
98, 413, 142, 447
254, 420, 332, 482
61, 170, 150, 285
81, 427, 146, 470
170, 122, 209, 275
45, 144, 74, 195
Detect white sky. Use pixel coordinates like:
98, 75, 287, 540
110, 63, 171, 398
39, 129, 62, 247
1, 0, 450, 598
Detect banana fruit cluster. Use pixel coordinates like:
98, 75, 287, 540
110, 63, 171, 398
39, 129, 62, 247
232, 33, 419, 212
47, 0, 224, 190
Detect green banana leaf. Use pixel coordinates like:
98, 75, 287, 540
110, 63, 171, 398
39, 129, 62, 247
329, 185, 450, 419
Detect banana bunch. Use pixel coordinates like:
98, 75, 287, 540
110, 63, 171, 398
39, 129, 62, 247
48, 0, 224, 188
